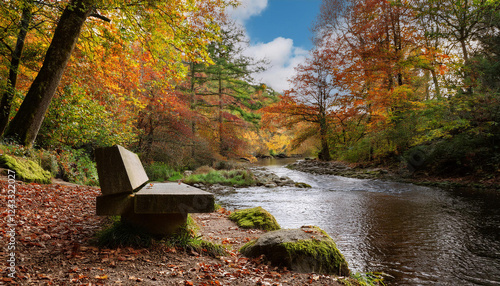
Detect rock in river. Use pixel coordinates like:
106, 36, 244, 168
240, 226, 350, 276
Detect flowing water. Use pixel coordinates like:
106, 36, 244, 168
216, 159, 500, 285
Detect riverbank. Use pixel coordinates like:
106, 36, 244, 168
287, 159, 500, 192
0, 179, 349, 285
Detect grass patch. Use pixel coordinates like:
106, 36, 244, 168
145, 162, 182, 182
0, 155, 52, 184
229, 206, 280, 231
94, 215, 227, 257
94, 217, 154, 248
340, 272, 389, 286
184, 169, 255, 187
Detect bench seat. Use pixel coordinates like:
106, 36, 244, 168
94, 145, 215, 235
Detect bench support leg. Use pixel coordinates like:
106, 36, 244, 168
121, 212, 188, 236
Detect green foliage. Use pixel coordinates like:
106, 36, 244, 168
213, 160, 238, 170
0, 154, 51, 184
228, 206, 281, 231
184, 169, 255, 187
57, 148, 99, 186
144, 162, 182, 182
38, 84, 136, 148
214, 203, 222, 211
38, 150, 59, 177
0, 143, 98, 185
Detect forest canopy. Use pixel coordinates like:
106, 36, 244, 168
263, 0, 500, 177
1, 0, 499, 180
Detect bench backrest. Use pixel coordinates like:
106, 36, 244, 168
95, 145, 149, 196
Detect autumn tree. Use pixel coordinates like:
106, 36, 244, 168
264, 40, 352, 161
186, 22, 265, 157
0, 0, 63, 136
0, 1, 33, 135
2, 0, 229, 147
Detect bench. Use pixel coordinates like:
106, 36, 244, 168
94, 145, 214, 235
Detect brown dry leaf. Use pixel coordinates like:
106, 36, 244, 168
95, 274, 108, 280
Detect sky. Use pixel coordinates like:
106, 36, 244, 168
228, 0, 322, 93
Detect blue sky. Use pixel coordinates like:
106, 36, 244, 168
228, 0, 322, 92
245, 1, 321, 50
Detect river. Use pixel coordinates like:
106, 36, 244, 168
216, 159, 500, 285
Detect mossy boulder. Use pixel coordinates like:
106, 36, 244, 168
240, 226, 350, 276
228, 206, 280, 231
0, 155, 52, 184
295, 182, 311, 188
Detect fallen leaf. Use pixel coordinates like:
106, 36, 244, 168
95, 274, 108, 280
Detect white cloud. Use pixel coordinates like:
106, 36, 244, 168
227, 0, 268, 23
226, 0, 308, 93
244, 37, 308, 93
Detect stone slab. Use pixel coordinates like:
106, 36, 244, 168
95, 145, 149, 196
96, 193, 134, 216
134, 182, 215, 214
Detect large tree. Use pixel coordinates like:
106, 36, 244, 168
264, 41, 350, 161
187, 23, 264, 157
0, 0, 33, 135
2, 0, 229, 146
4, 0, 96, 146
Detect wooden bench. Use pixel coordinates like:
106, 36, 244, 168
94, 145, 214, 235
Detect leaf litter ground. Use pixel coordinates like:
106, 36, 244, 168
1, 179, 344, 285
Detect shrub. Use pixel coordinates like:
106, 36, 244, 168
213, 160, 237, 170
144, 162, 182, 182
193, 165, 215, 175
38, 150, 59, 177
57, 148, 98, 186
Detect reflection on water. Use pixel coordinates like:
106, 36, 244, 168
217, 162, 500, 285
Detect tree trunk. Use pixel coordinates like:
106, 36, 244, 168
189, 62, 197, 158
318, 114, 331, 161
430, 69, 441, 99
4, 0, 93, 146
0, 3, 33, 136
218, 73, 224, 156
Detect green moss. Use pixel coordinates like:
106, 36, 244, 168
228, 206, 280, 231
239, 239, 257, 253
282, 239, 349, 276
240, 226, 350, 276
346, 272, 388, 286
0, 155, 52, 184
295, 182, 312, 188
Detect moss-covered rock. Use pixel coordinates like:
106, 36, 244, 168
295, 182, 311, 188
228, 206, 280, 231
0, 155, 52, 184
240, 226, 350, 276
